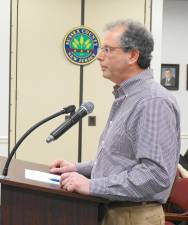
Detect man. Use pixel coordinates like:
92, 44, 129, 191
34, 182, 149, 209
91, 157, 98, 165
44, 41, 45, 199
50, 20, 180, 225
161, 68, 176, 87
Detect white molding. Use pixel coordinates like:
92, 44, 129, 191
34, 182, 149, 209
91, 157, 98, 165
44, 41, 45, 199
0, 136, 8, 144
1, 134, 188, 142
151, 0, 163, 82
181, 133, 188, 139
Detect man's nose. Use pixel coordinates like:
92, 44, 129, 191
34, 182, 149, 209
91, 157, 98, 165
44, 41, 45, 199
96, 50, 104, 61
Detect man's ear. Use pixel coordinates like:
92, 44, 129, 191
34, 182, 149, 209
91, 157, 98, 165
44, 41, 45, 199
128, 49, 140, 65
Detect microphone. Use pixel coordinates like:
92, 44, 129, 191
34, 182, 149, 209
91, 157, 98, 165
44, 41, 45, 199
46, 101, 94, 143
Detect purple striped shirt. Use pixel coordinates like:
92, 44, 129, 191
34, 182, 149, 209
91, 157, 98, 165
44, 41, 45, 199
77, 69, 180, 203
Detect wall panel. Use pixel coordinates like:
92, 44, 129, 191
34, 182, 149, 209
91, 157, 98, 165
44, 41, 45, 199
10, 0, 81, 164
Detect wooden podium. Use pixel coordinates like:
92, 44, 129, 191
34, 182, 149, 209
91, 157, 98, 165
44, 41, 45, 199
0, 156, 108, 225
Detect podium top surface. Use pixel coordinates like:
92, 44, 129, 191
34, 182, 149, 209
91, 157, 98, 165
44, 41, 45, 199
0, 156, 108, 204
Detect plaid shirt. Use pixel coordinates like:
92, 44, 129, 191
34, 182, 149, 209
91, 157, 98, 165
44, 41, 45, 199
77, 69, 180, 203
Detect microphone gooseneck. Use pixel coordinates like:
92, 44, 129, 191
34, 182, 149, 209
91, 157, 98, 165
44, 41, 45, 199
2, 105, 75, 177
46, 101, 94, 143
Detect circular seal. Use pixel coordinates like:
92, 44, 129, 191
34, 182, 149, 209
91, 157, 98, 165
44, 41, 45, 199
63, 26, 100, 65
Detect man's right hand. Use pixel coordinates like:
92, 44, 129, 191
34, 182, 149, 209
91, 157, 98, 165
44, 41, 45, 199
49, 159, 77, 174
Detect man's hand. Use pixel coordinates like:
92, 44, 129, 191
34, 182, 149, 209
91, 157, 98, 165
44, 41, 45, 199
60, 172, 90, 195
49, 159, 77, 174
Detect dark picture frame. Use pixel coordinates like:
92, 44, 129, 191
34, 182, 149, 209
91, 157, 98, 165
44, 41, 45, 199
161, 64, 179, 90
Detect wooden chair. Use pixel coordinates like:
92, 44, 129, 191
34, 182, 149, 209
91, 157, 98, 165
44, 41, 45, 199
164, 174, 188, 225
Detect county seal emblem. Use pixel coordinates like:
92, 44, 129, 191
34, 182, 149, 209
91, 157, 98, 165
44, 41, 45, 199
64, 26, 100, 65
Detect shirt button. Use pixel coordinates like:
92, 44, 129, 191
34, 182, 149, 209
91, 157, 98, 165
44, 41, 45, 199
110, 121, 113, 126
102, 140, 105, 145
94, 161, 97, 165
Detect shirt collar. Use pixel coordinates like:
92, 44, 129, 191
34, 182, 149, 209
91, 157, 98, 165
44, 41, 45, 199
112, 69, 153, 98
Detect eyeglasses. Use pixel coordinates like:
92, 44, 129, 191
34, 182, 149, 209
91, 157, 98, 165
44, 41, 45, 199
98, 46, 124, 55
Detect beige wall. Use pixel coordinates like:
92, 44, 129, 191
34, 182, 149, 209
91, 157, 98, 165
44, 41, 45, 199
10, 0, 151, 165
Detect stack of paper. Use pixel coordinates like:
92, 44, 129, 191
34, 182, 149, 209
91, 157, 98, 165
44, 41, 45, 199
25, 169, 61, 185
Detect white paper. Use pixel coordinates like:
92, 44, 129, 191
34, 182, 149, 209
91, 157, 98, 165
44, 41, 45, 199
25, 169, 61, 185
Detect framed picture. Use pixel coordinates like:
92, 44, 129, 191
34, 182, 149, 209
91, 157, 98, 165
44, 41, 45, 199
161, 64, 179, 90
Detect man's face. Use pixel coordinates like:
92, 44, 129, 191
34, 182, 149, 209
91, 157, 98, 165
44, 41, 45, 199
164, 70, 172, 79
97, 27, 132, 84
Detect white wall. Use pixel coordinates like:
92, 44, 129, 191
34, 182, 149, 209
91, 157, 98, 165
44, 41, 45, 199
151, 0, 163, 82
162, 0, 188, 154
0, 0, 10, 157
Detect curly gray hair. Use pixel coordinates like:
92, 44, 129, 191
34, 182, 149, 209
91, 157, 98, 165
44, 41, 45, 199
104, 20, 154, 69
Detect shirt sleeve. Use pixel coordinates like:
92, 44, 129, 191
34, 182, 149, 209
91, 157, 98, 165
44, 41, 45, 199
89, 98, 180, 202
76, 160, 94, 177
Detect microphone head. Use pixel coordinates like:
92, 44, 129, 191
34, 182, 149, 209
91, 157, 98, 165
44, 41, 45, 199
81, 101, 94, 114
